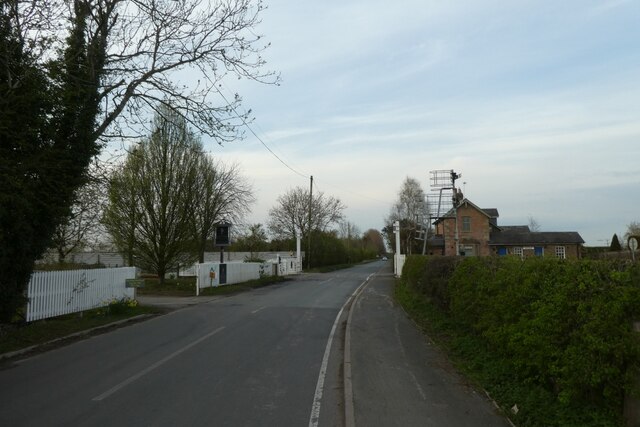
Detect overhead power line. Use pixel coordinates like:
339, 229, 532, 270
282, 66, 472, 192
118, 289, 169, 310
214, 80, 393, 208
214, 85, 309, 180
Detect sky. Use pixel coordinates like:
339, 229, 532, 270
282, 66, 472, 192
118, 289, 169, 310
195, 0, 640, 246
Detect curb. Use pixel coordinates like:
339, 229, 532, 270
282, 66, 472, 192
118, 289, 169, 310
0, 314, 154, 362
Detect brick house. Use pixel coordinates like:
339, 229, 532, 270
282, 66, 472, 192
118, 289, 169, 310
430, 198, 584, 259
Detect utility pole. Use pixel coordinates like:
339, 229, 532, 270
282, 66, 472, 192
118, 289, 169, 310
307, 175, 313, 269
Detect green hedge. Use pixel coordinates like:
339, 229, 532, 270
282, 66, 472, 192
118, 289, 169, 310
401, 255, 640, 426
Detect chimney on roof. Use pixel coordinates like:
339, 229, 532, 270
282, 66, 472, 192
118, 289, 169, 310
454, 188, 464, 206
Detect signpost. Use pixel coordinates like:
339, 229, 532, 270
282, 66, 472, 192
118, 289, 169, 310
630, 236, 639, 263
215, 222, 231, 285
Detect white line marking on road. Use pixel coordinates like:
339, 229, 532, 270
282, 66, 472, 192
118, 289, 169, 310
251, 306, 266, 314
92, 326, 226, 401
308, 273, 375, 427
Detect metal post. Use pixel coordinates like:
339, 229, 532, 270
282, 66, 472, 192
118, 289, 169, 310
296, 229, 302, 269
307, 175, 313, 269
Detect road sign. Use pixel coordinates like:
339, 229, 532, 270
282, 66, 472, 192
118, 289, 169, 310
630, 236, 639, 251
215, 223, 231, 246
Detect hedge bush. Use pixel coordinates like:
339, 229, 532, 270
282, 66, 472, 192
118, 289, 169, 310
401, 255, 640, 426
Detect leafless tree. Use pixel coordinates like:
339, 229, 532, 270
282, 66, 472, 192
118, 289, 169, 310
268, 187, 346, 240
192, 158, 254, 263
104, 107, 202, 282
625, 221, 640, 248
528, 216, 541, 232
51, 163, 108, 263
337, 220, 361, 241
8, 0, 277, 144
385, 177, 429, 254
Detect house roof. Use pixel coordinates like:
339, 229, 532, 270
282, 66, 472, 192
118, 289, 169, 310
433, 198, 499, 224
482, 208, 499, 218
489, 231, 585, 245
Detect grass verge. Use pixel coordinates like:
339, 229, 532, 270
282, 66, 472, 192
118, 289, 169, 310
0, 303, 160, 356
136, 275, 288, 297
199, 275, 288, 296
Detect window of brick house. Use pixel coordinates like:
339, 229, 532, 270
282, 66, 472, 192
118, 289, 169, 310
513, 247, 523, 258
555, 246, 566, 259
462, 216, 471, 232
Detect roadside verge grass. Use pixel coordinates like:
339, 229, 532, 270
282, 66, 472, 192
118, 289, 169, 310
0, 302, 159, 356
137, 275, 288, 297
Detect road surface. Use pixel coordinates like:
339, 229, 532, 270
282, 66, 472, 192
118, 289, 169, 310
0, 261, 509, 426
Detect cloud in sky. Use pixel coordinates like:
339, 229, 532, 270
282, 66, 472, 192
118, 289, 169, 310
199, 0, 640, 245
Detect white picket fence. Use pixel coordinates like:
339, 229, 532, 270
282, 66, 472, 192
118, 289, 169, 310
26, 267, 136, 322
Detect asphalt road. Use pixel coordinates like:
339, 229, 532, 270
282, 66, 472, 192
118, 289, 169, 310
0, 261, 510, 427
0, 262, 379, 426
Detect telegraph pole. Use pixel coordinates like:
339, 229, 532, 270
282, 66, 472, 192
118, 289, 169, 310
307, 175, 313, 269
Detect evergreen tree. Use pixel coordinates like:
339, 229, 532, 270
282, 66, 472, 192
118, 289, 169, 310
0, 3, 102, 321
610, 234, 622, 251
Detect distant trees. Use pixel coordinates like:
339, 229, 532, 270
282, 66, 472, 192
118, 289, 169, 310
103, 108, 253, 281
267, 187, 346, 240
362, 229, 386, 254
384, 177, 429, 255
232, 224, 269, 260
267, 187, 356, 268
50, 166, 107, 263
625, 222, 640, 248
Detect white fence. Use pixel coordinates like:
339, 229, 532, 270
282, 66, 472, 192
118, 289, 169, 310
270, 256, 302, 276
26, 267, 136, 322
195, 262, 274, 294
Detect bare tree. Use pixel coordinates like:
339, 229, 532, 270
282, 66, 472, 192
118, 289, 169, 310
385, 177, 429, 254
625, 221, 640, 248
268, 187, 346, 240
104, 107, 201, 282
337, 221, 361, 241
51, 164, 107, 263
102, 159, 139, 266
528, 216, 541, 232
192, 158, 254, 263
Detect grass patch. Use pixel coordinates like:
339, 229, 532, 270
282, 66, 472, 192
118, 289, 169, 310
136, 277, 198, 296
199, 275, 287, 296
137, 275, 287, 297
394, 279, 623, 427
0, 301, 159, 355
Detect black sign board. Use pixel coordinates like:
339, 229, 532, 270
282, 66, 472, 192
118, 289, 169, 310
215, 223, 231, 246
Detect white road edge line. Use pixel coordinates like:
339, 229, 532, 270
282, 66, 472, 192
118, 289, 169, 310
308, 273, 375, 427
92, 326, 226, 401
